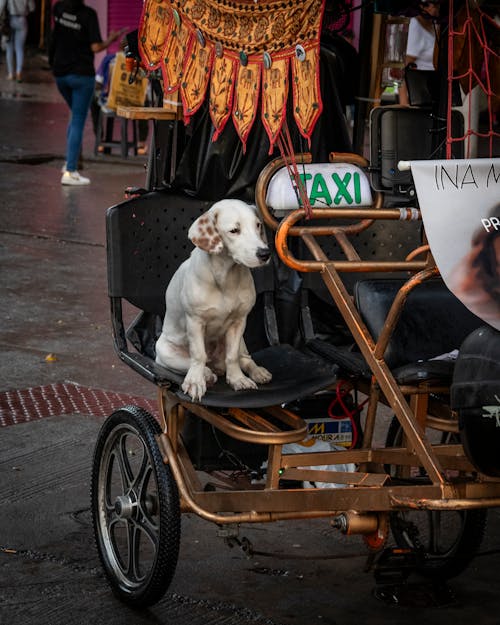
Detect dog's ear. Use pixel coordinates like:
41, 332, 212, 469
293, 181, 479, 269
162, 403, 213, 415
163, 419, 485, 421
188, 211, 224, 254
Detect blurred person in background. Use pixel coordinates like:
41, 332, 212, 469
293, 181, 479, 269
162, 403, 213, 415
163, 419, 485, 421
399, 0, 440, 106
49, 0, 124, 185
0, 0, 35, 82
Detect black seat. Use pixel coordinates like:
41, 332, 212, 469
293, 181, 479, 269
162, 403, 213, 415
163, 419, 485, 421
306, 277, 483, 385
353, 278, 483, 384
106, 190, 338, 408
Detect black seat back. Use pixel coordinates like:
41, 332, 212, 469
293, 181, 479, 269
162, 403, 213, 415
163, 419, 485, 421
354, 278, 483, 369
106, 190, 278, 354
106, 191, 212, 316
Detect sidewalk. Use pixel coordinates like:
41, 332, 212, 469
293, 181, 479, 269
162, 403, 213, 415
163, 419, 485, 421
2, 47, 500, 625
0, 47, 151, 396
0, 47, 148, 165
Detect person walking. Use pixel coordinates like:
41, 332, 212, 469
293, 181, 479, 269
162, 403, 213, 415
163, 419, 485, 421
49, 0, 125, 186
0, 0, 35, 82
399, 0, 440, 106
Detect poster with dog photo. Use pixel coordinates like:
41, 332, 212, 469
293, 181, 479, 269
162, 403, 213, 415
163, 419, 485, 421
411, 158, 500, 331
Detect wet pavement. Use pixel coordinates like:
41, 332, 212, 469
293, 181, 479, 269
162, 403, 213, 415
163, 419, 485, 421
1, 48, 500, 625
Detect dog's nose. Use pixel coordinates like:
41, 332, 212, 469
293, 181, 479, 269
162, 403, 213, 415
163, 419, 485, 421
256, 247, 271, 263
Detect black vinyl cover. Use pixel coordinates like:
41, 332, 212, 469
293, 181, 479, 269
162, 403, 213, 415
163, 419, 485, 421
106, 191, 212, 315
354, 278, 482, 369
452, 325, 500, 476
171, 45, 353, 202
170, 344, 338, 408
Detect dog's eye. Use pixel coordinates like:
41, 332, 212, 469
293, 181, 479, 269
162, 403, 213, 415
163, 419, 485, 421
229, 227, 240, 234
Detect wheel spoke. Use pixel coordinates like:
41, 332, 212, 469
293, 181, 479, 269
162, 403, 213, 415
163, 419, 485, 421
127, 522, 138, 581
104, 453, 118, 511
115, 433, 135, 491
130, 445, 150, 494
136, 509, 160, 547
137, 465, 160, 529
107, 515, 130, 576
127, 521, 151, 582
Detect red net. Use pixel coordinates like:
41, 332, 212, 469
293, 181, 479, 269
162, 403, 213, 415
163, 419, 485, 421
447, 0, 500, 158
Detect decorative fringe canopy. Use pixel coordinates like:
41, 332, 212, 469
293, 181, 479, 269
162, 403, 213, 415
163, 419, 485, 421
139, 0, 325, 151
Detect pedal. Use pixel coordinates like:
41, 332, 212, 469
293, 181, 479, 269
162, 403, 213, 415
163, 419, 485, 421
216, 526, 254, 556
373, 547, 417, 585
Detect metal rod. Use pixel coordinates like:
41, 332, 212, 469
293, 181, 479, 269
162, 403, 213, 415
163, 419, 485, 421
157, 433, 341, 523
374, 267, 440, 360
390, 496, 500, 510
182, 401, 307, 445
319, 264, 446, 485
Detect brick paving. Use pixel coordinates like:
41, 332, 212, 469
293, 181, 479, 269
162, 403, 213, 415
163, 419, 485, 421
0, 382, 157, 427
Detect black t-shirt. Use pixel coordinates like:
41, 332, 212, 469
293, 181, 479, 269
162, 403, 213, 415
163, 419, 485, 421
50, 1, 102, 77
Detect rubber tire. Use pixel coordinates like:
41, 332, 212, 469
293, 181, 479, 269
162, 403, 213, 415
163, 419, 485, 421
91, 406, 180, 607
385, 416, 487, 580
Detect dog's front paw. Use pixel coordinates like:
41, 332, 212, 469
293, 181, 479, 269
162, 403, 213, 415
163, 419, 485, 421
204, 367, 218, 386
249, 365, 272, 385
182, 367, 217, 401
227, 373, 258, 392
182, 371, 207, 402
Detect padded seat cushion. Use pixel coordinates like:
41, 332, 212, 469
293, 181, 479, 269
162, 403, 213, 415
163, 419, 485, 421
392, 359, 455, 385
159, 344, 338, 408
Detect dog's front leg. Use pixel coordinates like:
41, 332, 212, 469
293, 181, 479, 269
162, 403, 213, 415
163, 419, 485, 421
182, 316, 216, 401
225, 319, 258, 391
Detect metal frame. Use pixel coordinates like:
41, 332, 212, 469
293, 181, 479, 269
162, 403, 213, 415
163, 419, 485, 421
149, 152, 500, 531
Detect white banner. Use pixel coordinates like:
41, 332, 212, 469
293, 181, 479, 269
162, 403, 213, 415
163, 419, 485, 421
410, 158, 500, 330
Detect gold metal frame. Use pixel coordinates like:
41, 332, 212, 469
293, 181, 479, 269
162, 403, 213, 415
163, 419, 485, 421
154, 153, 500, 530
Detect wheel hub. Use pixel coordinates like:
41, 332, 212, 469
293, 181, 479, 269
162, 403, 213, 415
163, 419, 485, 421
114, 494, 136, 519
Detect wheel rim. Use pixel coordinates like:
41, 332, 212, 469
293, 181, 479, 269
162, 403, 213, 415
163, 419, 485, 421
386, 418, 485, 576
393, 510, 466, 562
97, 423, 161, 591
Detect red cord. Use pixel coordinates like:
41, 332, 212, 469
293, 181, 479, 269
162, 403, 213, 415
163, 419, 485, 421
276, 121, 313, 219
327, 381, 368, 450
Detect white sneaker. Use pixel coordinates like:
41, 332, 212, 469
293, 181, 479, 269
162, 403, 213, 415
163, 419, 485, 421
61, 170, 90, 186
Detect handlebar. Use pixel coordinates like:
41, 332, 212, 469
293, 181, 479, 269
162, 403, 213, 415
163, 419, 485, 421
255, 152, 427, 274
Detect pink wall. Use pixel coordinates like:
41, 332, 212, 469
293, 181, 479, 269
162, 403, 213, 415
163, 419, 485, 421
87, 0, 108, 67
50, 0, 143, 63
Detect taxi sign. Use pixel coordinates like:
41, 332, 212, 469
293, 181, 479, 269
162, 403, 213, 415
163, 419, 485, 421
266, 163, 373, 216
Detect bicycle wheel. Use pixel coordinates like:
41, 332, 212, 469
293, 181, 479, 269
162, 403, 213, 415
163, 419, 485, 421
385, 416, 487, 580
91, 406, 180, 607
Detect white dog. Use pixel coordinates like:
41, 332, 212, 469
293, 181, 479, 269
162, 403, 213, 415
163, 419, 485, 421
155, 199, 273, 401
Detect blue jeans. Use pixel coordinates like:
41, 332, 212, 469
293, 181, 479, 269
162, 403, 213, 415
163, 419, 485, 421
6, 15, 27, 76
55, 74, 95, 172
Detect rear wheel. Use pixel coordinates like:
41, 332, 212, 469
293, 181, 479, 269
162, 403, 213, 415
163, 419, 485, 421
91, 406, 180, 607
385, 417, 487, 579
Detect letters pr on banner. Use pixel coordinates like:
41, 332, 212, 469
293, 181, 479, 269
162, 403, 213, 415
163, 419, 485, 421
411, 158, 500, 330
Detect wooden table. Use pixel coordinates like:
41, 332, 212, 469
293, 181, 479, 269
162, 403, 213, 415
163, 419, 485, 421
116, 106, 181, 121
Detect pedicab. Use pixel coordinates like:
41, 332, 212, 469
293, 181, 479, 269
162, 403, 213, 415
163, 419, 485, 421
91, 0, 500, 607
